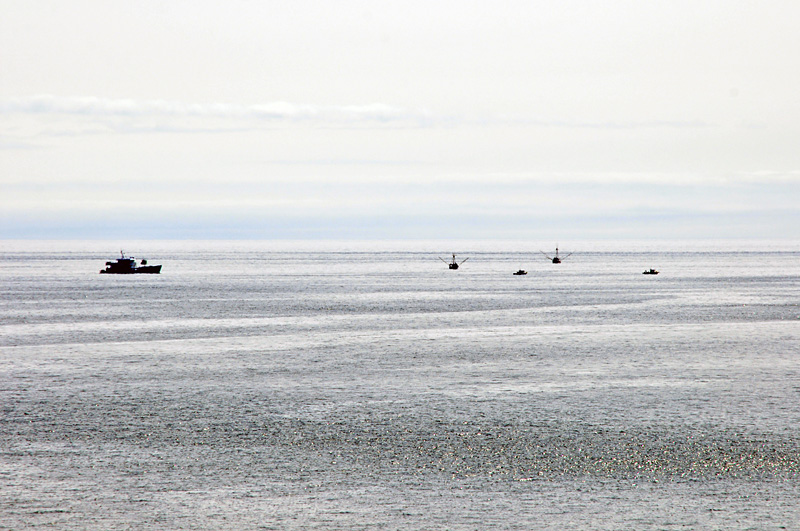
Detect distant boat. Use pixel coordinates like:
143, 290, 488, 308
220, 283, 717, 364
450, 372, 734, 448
100, 251, 162, 274
540, 246, 572, 264
439, 253, 468, 270
642, 268, 659, 275
513, 269, 527, 275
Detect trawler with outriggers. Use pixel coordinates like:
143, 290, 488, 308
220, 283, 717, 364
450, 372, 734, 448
100, 251, 162, 274
440, 253, 468, 270
540, 246, 572, 264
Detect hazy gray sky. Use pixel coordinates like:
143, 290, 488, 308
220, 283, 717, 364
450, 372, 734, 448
2, 0, 799, 239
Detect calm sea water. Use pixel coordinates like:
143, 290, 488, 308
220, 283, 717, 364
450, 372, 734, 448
2, 239, 799, 530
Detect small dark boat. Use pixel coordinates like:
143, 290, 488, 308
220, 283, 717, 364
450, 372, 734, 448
513, 270, 527, 275
100, 251, 162, 274
642, 269, 659, 275
540, 245, 572, 264
439, 253, 469, 270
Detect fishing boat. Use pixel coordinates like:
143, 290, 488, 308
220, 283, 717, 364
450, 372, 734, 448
439, 253, 469, 270
100, 251, 162, 274
642, 268, 659, 275
540, 245, 572, 264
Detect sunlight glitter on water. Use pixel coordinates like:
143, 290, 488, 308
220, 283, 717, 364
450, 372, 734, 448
1, 240, 799, 529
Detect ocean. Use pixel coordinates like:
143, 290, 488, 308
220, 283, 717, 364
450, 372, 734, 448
1, 239, 799, 530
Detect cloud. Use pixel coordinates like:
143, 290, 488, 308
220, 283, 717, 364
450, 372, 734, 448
1, 95, 713, 131
0, 95, 420, 124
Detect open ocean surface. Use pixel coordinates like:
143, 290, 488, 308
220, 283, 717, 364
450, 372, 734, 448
1, 239, 799, 530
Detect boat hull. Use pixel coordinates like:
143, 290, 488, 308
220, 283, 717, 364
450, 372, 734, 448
100, 265, 162, 274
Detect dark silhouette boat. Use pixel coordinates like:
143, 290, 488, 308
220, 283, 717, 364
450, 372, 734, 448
642, 268, 659, 275
513, 269, 528, 275
540, 246, 572, 264
439, 253, 468, 270
100, 251, 162, 274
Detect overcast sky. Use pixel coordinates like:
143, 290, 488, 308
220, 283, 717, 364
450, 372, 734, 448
2, 0, 799, 239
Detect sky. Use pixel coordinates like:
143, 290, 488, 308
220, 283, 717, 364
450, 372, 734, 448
1, 0, 799, 239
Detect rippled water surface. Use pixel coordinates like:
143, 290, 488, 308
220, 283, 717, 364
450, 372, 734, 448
2, 240, 799, 529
